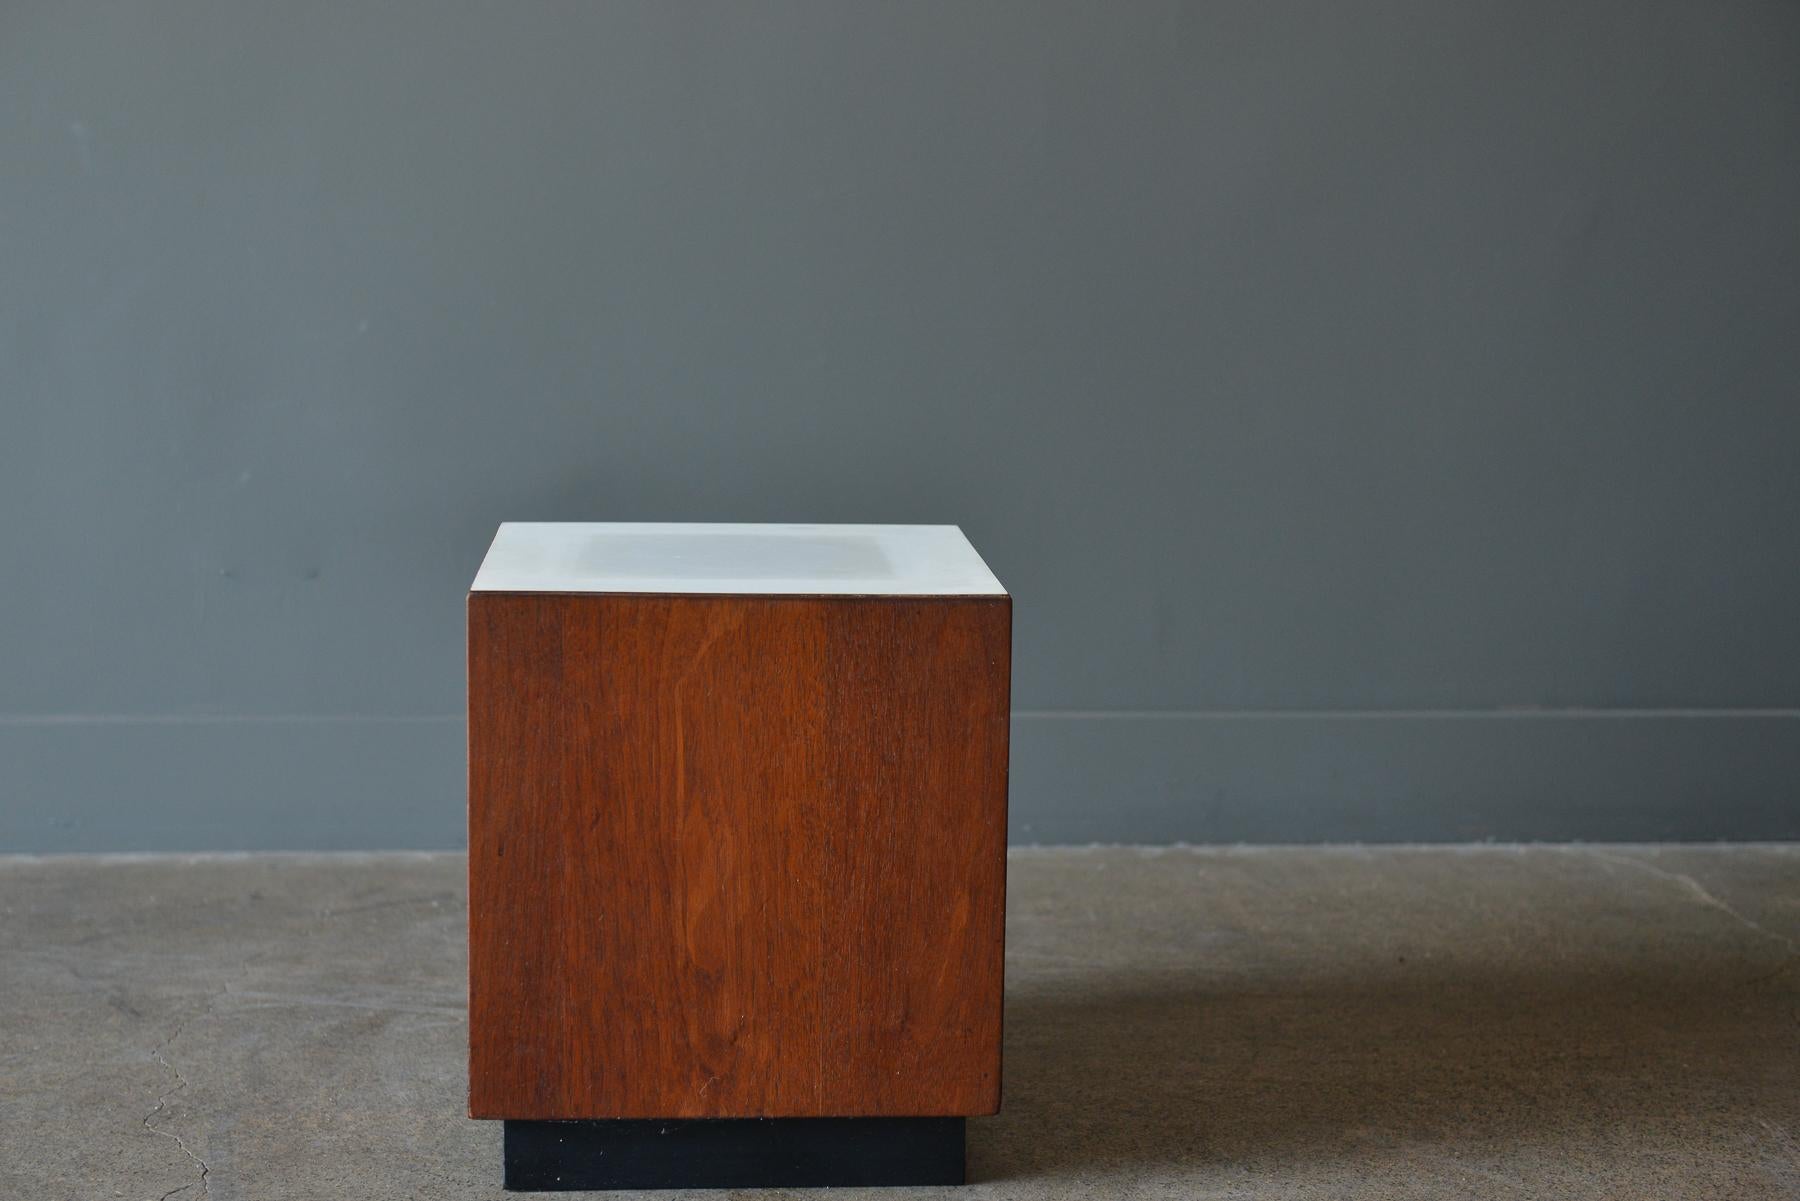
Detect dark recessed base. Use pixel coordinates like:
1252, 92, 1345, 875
502, 1116, 966, 1191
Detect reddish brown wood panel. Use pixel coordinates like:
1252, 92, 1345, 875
468, 593, 1010, 1119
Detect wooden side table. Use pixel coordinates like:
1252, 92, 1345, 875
467, 523, 1011, 1189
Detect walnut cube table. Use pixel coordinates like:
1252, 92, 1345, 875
467, 523, 1011, 1189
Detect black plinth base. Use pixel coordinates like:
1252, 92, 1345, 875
502, 1116, 965, 1191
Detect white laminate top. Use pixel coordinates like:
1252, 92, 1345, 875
471, 523, 1007, 596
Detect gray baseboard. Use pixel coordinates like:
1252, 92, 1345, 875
0, 717, 465, 853
1007, 712, 1800, 844
2, 713, 1796, 852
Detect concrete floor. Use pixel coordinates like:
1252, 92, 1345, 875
1, 846, 1797, 1200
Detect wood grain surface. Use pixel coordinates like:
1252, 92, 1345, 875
468, 593, 1010, 1119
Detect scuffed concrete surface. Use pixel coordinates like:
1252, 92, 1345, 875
1, 845, 1796, 1199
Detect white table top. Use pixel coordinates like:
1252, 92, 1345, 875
471, 523, 1006, 596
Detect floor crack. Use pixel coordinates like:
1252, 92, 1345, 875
1583, 848, 1800, 980
142, 1019, 210, 1201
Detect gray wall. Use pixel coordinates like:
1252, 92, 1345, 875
5, 1, 1799, 851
